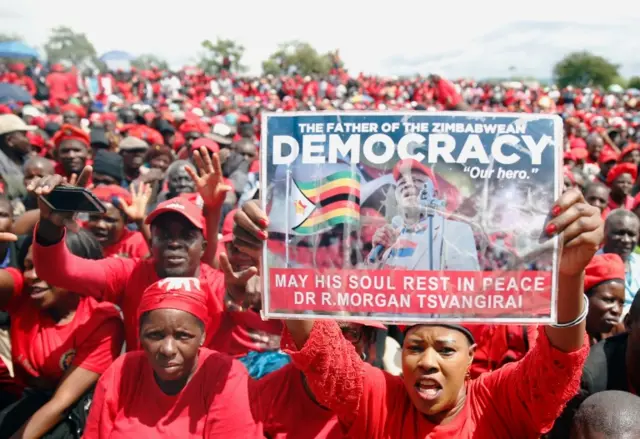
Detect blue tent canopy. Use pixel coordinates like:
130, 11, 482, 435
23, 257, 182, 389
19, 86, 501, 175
0, 41, 39, 59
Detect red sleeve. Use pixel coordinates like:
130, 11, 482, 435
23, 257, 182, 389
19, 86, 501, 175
1, 267, 24, 313
73, 310, 124, 375
469, 330, 589, 436
32, 225, 137, 305
83, 356, 122, 439
282, 320, 365, 428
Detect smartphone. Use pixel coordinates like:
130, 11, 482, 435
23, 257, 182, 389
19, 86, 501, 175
40, 186, 107, 214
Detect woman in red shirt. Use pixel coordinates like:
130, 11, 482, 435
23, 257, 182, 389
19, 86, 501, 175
227, 188, 601, 438
250, 321, 384, 439
29, 149, 230, 352
83, 277, 262, 438
0, 229, 124, 438
85, 184, 151, 259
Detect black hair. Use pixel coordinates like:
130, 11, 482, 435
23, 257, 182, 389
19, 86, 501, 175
572, 390, 640, 437
19, 227, 103, 271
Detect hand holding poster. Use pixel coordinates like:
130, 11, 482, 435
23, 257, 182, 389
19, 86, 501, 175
260, 112, 562, 324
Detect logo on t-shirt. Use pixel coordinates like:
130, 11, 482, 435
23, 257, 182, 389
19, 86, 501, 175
158, 277, 201, 292
59, 349, 76, 371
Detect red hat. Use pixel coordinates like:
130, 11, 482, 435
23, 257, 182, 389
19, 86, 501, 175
137, 277, 209, 329
599, 150, 620, 164
27, 131, 45, 150
607, 162, 638, 185
220, 208, 237, 243
392, 159, 438, 188
584, 253, 625, 292
179, 121, 203, 135
620, 143, 640, 159
345, 320, 386, 329
145, 197, 204, 230
60, 104, 87, 119
51, 124, 90, 149
92, 185, 132, 206
191, 138, 220, 154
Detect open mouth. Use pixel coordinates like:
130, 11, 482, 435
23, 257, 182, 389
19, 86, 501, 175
415, 378, 443, 401
29, 285, 50, 299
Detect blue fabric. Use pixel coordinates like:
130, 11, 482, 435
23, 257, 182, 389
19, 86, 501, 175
238, 351, 290, 379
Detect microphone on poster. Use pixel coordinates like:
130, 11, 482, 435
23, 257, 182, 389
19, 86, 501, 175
368, 216, 404, 263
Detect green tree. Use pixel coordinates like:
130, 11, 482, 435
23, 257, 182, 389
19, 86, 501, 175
262, 41, 332, 76
198, 38, 246, 74
131, 54, 169, 70
552, 51, 620, 88
628, 76, 640, 89
44, 26, 98, 66
0, 33, 24, 43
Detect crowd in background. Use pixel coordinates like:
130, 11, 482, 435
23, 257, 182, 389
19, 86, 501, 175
0, 60, 637, 438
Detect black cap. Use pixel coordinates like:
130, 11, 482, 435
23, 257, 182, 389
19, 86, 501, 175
156, 120, 175, 134
93, 149, 124, 182
90, 128, 109, 148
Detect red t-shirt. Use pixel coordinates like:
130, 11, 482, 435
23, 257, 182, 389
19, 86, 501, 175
435, 79, 462, 109
2, 268, 124, 391
102, 229, 149, 259
32, 228, 226, 352
83, 348, 263, 438
250, 363, 344, 439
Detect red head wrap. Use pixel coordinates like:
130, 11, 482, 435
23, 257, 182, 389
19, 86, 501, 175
607, 162, 638, 185
91, 185, 132, 206
584, 253, 625, 292
137, 278, 209, 329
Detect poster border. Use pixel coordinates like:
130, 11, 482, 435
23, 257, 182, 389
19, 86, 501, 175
259, 111, 562, 324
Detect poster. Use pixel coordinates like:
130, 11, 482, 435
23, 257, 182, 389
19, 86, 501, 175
260, 112, 563, 324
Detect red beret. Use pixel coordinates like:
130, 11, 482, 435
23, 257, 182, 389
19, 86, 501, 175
563, 151, 577, 162
584, 253, 625, 292
51, 124, 90, 149
179, 121, 203, 135
607, 162, 638, 185
570, 138, 587, 150
621, 143, 640, 159
572, 148, 588, 160
91, 184, 132, 206
191, 138, 219, 154
392, 159, 438, 189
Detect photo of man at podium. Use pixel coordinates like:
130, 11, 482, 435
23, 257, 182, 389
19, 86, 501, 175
367, 159, 480, 271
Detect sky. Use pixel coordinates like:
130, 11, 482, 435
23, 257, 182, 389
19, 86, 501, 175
2, 0, 640, 78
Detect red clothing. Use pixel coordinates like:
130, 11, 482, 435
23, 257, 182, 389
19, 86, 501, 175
602, 194, 634, 218
2, 267, 123, 391
250, 363, 344, 439
284, 321, 588, 439
435, 79, 462, 109
46, 72, 71, 104
83, 348, 262, 438
211, 310, 283, 357
32, 227, 226, 352
102, 229, 149, 259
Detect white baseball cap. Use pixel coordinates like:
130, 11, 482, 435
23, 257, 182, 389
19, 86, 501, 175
0, 114, 37, 136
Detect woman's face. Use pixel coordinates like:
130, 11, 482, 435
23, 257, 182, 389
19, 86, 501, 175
140, 309, 204, 382
23, 246, 66, 309
150, 154, 172, 173
168, 167, 195, 195
87, 203, 126, 248
402, 326, 475, 421
587, 281, 625, 335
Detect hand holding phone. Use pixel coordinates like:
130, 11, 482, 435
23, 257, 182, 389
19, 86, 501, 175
40, 186, 106, 214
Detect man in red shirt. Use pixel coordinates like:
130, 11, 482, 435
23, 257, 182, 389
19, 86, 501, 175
429, 74, 467, 110
45, 65, 71, 108
30, 149, 230, 351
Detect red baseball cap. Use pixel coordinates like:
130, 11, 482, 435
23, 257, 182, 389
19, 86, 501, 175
392, 159, 438, 189
145, 197, 204, 230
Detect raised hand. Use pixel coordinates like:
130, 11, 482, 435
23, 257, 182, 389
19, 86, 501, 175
117, 183, 152, 223
185, 146, 232, 208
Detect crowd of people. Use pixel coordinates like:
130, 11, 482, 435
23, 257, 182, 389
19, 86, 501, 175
0, 59, 638, 438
